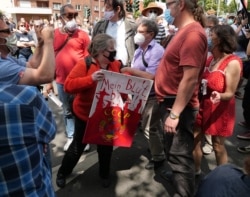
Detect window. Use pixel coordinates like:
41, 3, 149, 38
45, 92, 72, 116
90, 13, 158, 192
37, 1, 49, 8
75, 5, 81, 11
66, 0, 71, 4
20, 0, 31, 8
53, 3, 61, 10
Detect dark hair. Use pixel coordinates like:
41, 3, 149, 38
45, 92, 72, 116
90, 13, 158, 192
139, 19, 159, 38
60, 4, 74, 16
206, 15, 219, 26
211, 25, 237, 53
184, 0, 206, 27
88, 34, 115, 58
104, 0, 126, 19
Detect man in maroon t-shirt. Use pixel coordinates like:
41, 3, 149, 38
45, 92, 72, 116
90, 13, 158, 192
154, 0, 207, 196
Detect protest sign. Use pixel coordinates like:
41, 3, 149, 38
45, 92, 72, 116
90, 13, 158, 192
83, 70, 153, 147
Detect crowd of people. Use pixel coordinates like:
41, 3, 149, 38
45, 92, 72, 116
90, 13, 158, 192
1, 0, 250, 196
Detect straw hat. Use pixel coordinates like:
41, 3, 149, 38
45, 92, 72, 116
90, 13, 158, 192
141, 2, 163, 17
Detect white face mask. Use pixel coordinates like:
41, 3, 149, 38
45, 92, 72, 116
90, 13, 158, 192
104, 10, 115, 20
147, 13, 157, 20
63, 18, 77, 33
134, 33, 145, 46
19, 27, 26, 33
0, 33, 18, 55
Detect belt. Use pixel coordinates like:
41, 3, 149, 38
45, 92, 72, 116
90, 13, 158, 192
160, 96, 176, 107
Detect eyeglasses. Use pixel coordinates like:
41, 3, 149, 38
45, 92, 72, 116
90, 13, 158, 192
64, 12, 78, 19
149, 10, 158, 14
19, 25, 24, 27
166, 0, 177, 8
136, 31, 152, 34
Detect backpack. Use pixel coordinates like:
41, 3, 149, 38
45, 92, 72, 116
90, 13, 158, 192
85, 55, 92, 71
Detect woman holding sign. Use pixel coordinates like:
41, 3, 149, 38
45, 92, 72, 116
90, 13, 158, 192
56, 34, 122, 188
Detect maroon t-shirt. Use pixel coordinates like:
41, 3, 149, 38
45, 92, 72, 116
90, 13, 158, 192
155, 22, 207, 108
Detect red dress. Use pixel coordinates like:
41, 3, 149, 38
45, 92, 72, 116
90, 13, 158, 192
198, 54, 242, 137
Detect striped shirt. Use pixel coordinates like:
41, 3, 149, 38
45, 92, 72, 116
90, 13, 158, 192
155, 24, 166, 44
0, 85, 56, 197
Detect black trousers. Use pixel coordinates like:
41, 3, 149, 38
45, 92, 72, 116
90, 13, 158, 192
57, 115, 113, 179
243, 77, 250, 125
159, 98, 198, 197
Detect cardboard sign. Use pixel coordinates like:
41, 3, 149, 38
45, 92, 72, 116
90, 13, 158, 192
83, 70, 153, 147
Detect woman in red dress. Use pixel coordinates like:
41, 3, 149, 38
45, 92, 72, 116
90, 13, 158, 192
193, 25, 242, 175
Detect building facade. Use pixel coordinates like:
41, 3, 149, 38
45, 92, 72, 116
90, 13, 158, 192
2, 0, 105, 25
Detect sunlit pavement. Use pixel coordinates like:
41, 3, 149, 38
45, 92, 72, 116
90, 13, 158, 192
49, 83, 249, 197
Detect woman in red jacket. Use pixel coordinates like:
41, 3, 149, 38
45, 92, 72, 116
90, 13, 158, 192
56, 34, 122, 188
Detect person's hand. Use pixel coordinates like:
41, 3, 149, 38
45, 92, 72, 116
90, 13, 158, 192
241, 17, 248, 26
120, 67, 130, 73
164, 116, 179, 134
92, 70, 104, 81
46, 83, 54, 94
210, 91, 221, 104
34, 21, 54, 47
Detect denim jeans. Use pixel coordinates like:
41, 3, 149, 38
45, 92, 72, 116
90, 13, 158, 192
56, 83, 74, 138
58, 115, 113, 179
18, 54, 32, 64
159, 100, 198, 197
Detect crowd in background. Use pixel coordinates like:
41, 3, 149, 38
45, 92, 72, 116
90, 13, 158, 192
1, 0, 250, 196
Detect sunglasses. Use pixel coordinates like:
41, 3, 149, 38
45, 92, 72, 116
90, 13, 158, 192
149, 10, 158, 14
64, 12, 78, 19
0, 28, 11, 33
19, 25, 25, 27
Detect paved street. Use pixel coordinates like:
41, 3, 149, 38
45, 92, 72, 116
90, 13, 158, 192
48, 84, 249, 197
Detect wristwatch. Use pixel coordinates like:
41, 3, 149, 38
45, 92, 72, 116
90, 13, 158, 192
169, 112, 179, 120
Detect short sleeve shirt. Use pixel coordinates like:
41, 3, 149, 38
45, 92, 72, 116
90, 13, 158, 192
0, 55, 26, 84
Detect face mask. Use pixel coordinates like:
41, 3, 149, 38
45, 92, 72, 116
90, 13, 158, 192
104, 10, 115, 20
147, 13, 157, 20
207, 37, 213, 52
164, 9, 175, 25
227, 19, 233, 25
19, 27, 26, 33
64, 19, 77, 33
0, 33, 18, 55
134, 33, 145, 46
104, 50, 116, 62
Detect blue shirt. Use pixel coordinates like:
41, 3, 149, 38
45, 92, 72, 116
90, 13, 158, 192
0, 55, 26, 84
0, 85, 56, 197
195, 164, 250, 197
132, 39, 164, 75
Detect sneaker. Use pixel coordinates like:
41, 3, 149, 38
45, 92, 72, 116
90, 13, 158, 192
238, 121, 250, 129
237, 132, 250, 140
84, 144, 91, 152
235, 91, 243, 99
202, 144, 213, 155
237, 145, 250, 153
63, 138, 73, 152
145, 159, 165, 170
160, 170, 173, 182
56, 173, 66, 188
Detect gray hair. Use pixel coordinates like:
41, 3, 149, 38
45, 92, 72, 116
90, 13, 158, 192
88, 34, 116, 58
60, 4, 74, 16
139, 18, 159, 38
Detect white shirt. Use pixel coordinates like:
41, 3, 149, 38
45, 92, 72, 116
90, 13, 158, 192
106, 19, 128, 66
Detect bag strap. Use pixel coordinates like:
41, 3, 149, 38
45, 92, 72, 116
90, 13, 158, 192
55, 36, 70, 57
141, 46, 151, 68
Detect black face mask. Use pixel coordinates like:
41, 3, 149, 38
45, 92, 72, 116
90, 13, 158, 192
104, 50, 116, 62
